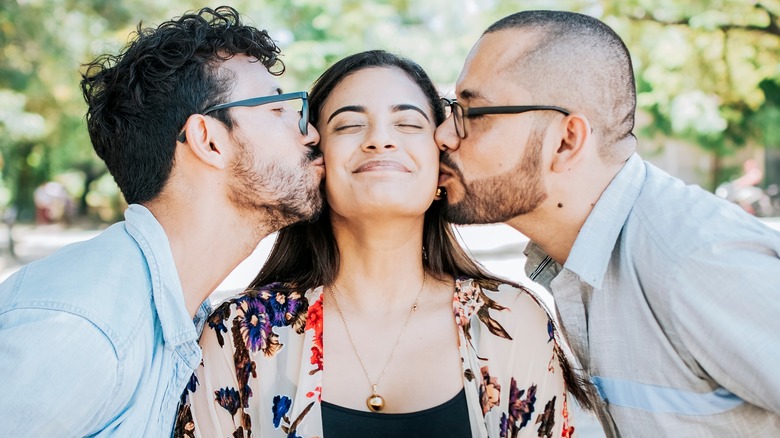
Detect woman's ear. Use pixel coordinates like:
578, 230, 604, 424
180, 114, 227, 170
551, 114, 590, 174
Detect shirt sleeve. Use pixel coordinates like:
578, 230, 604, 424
669, 239, 780, 414
0, 308, 118, 435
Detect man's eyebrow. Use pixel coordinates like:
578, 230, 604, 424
327, 105, 366, 123
392, 104, 430, 122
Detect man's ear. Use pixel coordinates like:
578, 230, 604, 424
180, 114, 227, 170
551, 114, 590, 173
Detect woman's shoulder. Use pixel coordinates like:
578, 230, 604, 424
457, 276, 558, 347
454, 276, 554, 340
213, 283, 320, 306
207, 283, 322, 326
200, 283, 323, 355
455, 277, 553, 318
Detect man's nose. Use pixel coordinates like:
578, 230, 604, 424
435, 116, 460, 152
302, 122, 320, 146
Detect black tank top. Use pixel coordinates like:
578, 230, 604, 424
321, 388, 471, 437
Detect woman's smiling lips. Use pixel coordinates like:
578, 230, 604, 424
353, 159, 411, 173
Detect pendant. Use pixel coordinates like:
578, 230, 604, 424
366, 385, 385, 412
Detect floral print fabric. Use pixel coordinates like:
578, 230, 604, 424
176, 278, 574, 437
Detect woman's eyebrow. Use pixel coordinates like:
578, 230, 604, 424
327, 105, 366, 123
392, 104, 430, 122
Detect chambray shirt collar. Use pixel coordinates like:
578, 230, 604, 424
124, 204, 198, 347
564, 153, 646, 289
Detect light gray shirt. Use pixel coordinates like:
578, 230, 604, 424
525, 154, 780, 437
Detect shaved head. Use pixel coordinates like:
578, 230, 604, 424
485, 10, 637, 163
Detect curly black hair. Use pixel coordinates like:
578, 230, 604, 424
81, 6, 283, 204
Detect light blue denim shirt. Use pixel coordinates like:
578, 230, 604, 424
525, 154, 780, 437
0, 205, 207, 437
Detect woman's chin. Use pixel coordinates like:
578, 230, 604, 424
335, 197, 431, 220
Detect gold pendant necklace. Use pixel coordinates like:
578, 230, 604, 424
328, 271, 427, 413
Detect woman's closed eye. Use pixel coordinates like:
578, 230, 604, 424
394, 117, 429, 132
332, 121, 366, 132
396, 121, 424, 129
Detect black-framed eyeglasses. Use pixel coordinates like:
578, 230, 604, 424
178, 91, 309, 142
441, 97, 570, 139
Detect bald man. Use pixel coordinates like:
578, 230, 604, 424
435, 10, 780, 437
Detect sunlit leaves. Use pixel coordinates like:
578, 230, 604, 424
0, 90, 47, 143
2, 0, 780, 217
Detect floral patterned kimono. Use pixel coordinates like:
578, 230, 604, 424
175, 278, 575, 438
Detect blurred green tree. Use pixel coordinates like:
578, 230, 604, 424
1, 0, 778, 221
604, 0, 780, 187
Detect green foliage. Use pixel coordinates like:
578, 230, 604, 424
754, 77, 780, 147
605, 0, 780, 186
1, 0, 779, 220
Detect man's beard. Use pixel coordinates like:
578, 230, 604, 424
441, 127, 548, 225
228, 139, 324, 231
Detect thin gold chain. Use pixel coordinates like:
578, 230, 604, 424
328, 271, 427, 390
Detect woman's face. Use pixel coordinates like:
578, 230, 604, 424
317, 66, 439, 221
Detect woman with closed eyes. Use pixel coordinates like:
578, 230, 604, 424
175, 50, 588, 438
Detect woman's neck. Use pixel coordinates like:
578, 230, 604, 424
330, 215, 427, 314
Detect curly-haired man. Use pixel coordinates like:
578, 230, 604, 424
0, 6, 323, 436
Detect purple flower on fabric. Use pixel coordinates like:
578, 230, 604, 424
286, 292, 308, 329
234, 286, 309, 355
507, 378, 537, 430
518, 385, 538, 428
208, 312, 228, 334
272, 395, 292, 428
207, 303, 233, 347
268, 292, 301, 327
499, 413, 509, 437
265, 289, 308, 330
179, 372, 199, 404
268, 293, 290, 327
547, 319, 554, 343
236, 296, 273, 353
185, 372, 199, 393
214, 387, 241, 418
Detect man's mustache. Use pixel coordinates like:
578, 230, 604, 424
306, 148, 323, 162
439, 152, 462, 179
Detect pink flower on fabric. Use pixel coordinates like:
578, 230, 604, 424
479, 366, 501, 415
453, 278, 485, 326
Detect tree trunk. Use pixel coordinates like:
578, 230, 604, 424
711, 152, 722, 192
11, 142, 38, 222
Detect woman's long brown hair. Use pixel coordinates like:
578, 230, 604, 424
247, 50, 596, 411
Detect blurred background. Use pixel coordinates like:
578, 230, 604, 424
2, 1, 780, 435
2, 0, 780, 228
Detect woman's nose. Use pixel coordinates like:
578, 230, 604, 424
361, 124, 397, 152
